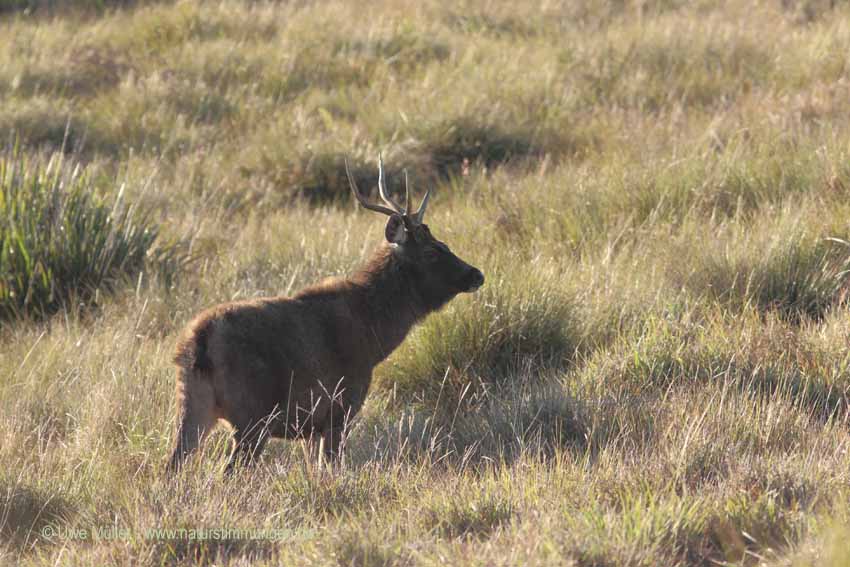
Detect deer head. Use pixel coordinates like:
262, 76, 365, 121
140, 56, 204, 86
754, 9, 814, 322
347, 156, 485, 298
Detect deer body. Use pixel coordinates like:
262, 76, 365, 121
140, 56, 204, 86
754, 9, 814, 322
168, 158, 484, 472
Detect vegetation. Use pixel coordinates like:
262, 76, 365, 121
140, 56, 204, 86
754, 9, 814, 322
0, 145, 174, 321
1, 0, 850, 565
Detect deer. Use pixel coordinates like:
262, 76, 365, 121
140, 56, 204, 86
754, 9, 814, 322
167, 156, 485, 472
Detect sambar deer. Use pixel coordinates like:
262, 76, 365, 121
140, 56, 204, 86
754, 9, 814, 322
167, 156, 484, 472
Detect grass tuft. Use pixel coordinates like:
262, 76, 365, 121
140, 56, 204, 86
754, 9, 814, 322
684, 222, 850, 322
376, 268, 578, 412
0, 479, 75, 553
422, 493, 513, 539
0, 145, 169, 320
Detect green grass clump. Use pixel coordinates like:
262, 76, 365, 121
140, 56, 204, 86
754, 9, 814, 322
680, 216, 850, 322
375, 268, 578, 412
0, 147, 159, 320
728, 234, 850, 322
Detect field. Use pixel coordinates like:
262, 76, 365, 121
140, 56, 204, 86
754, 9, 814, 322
2, 0, 850, 564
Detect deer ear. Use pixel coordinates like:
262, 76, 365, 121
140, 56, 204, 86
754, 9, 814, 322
385, 214, 407, 244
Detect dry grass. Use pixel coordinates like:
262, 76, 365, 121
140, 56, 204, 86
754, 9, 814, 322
2, 0, 850, 565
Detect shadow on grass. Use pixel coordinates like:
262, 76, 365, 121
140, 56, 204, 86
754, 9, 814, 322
421, 494, 513, 539
605, 316, 849, 425
150, 536, 277, 566
255, 115, 554, 205
695, 236, 850, 324
0, 482, 75, 553
0, 0, 152, 16
332, 530, 408, 567
0, 111, 166, 161
420, 117, 539, 178
352, 380, 589, 470
6, 47, 133, 101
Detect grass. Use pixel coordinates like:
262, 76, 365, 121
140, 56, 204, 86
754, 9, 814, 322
1, 0, 850, 565
0, 144, 179, 321
374, 263, 580, 412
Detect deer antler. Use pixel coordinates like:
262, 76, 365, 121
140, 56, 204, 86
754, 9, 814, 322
412, 183, 431, 224
346, 158, 398, 217
377, 154, 406, 214
347, 155, 431, 223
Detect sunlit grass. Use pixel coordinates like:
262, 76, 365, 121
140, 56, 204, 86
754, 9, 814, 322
1, 0, 850, 565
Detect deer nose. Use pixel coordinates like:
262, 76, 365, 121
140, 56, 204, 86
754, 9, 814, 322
467, 268, 484, 291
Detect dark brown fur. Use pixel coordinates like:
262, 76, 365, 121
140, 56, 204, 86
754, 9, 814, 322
168, 228, 483, 472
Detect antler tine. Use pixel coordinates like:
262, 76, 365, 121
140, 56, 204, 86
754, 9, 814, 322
377, 154, 406, 214
346, 158, 397, 217
403, 169, 411, 214
413, 186, 431, 224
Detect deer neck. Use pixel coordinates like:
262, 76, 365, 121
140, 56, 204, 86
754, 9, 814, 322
350, 244, 427, 366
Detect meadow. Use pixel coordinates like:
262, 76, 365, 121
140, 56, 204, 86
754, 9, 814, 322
1, 0, 850, 564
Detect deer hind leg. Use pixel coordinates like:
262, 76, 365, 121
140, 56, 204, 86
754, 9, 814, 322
167, 371, 218, 473
321, 425, 345, 460
320, 387, 363, 461
307, 399, 355, 465
225, 418, 271, 473
224, 399, 280, 473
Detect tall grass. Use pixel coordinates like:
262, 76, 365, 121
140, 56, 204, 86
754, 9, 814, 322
375, 264, 580, 413
0, 145, 162, 320
2, 0, 850, 565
